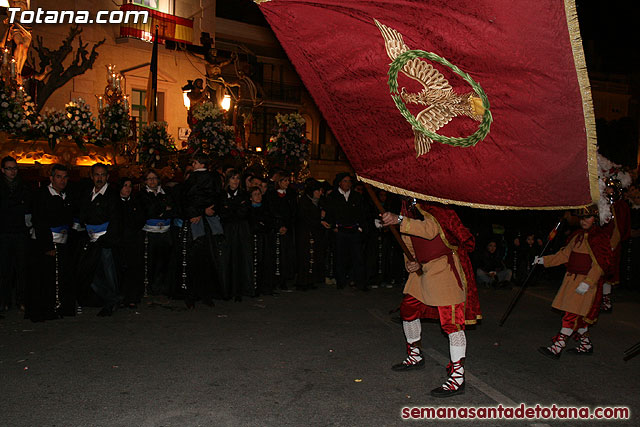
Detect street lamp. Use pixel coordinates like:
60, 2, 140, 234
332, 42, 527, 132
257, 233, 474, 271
221, 94, 231, 111
181, 80, 194, 110
182, 90, 191, 110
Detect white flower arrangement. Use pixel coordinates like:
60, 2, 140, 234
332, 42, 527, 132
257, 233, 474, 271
596, 153, 633, 224
187, 101, 235, 157
36, 98, 98, 148
99, 100, 130, 144
266, 112, 310, 171
139, 121, 176, 167
0, 86, 37, 136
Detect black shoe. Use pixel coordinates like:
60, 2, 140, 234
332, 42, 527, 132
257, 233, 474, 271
566, 347, 594, 355
537, 346, 561, 360
430, 381, 465, 398
391, 358, 425, 371
97, 306, 113, 317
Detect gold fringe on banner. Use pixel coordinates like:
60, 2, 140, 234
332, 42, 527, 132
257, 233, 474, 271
564, 0, 600, 206
357, 174, 593, 211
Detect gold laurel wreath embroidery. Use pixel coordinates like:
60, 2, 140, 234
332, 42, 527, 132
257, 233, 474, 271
375, 19, 492, 157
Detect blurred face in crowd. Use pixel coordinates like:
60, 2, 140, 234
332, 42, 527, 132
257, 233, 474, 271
580, 216, 595, 230
250, 177, 262, 188
50, 169, 69, 193
313, 189, 322, 199
260, 181, 268, 195
91, 166, 108, 191
228, 173, 241, 191
339, 176, 352, 192
120, 180, 133, 199
192, 159, 205, 170
145, 172, 159, 191
487, 241, 497, 254
251, 189, 262, 204
278, 177, 290, 191
245, 175, 254, 189
1, 160, 18, 181
526, 235, 535, 246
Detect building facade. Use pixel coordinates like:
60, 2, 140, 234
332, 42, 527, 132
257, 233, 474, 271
17, 0, 352, 179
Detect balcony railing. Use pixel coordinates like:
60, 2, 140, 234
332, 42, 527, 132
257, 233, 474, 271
119, 2, 193, 45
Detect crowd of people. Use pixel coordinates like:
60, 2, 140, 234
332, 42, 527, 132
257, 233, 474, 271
0, 154, 409, 321
2, 152, 639, 326
3, 152, 640, 398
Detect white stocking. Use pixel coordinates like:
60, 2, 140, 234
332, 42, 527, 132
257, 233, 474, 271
402, 319, 421, 344
448, 330, 466, 363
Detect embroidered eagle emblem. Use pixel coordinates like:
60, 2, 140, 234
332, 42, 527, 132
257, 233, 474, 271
375, 20, 486, 156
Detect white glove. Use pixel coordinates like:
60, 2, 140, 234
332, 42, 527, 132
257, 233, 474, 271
532, 256, 544, 265
374, 219, 383, 229
575, 282, 590, 295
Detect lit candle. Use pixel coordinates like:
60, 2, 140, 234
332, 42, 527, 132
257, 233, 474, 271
114, 75, 121, 90
97, 95, 104, 111
16, 86, 24, 103
111, 73, 117, 89
123, 95, 129, 111
10, 59, 16, 78
2, 49, 8, 66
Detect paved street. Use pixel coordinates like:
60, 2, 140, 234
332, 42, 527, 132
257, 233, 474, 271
1, 282, 638, 426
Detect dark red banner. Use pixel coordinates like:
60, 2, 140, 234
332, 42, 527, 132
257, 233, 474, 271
257, 0, 598, 209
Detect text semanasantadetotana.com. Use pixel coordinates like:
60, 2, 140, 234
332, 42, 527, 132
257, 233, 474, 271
401, 404, 630, 420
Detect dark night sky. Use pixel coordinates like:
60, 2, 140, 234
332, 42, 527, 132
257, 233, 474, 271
217, 1, 639, 75
575, 1, 639, 74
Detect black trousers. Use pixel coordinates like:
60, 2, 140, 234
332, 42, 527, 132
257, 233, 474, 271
77, 244, 120, 309
27, 243, 74, 321
114, 233, 145, 304
335, 230, 366, 289
0, 232, 29, 309
144, 231, 173, 296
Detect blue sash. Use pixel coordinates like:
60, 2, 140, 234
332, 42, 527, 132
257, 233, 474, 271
86, 222, 109, 233
51, 225, 70, 233
146, 219, 169, 227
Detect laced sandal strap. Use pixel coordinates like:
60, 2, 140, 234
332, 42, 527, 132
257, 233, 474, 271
442, 361, 464, 390
402, 344, 422, 366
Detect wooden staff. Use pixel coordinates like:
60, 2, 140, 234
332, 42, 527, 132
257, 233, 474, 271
365, 184, 422, 276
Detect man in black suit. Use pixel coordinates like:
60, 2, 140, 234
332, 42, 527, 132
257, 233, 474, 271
324, 172, 368, 291
77, 163, 122, 316
0, 156, 31, 313
180, 153, 224, 307
29, 164, 74, 320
